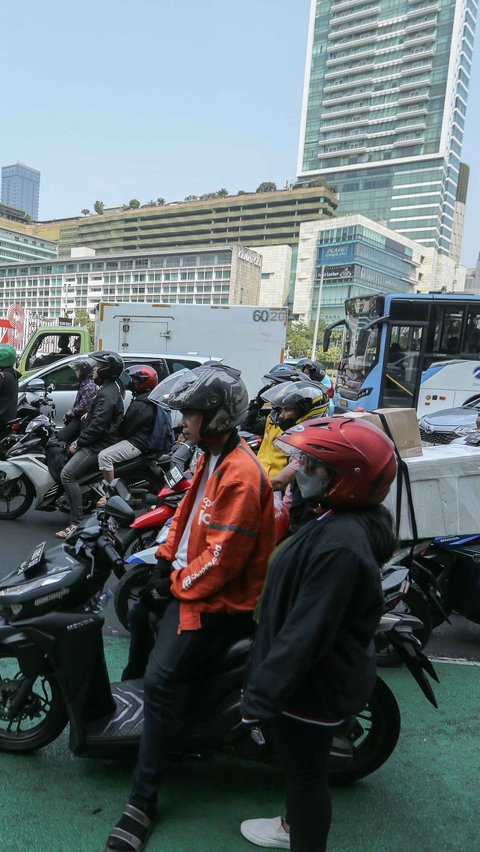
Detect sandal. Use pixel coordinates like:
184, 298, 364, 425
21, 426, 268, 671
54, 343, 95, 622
105, 804, 155, 851
55, 524, 78, 539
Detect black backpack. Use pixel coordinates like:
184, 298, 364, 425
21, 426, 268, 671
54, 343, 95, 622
150, 405, 175, 453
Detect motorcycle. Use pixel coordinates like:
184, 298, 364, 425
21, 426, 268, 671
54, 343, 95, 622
0, 491, 438, 786
401, 535, 480, 628
0, 418, 167, 521
0, 379, 56, 460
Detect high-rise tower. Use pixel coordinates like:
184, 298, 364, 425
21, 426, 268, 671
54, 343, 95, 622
1, 163, 40, 221
297, 0, 477, 255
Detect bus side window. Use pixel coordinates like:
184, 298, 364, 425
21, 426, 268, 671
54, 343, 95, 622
464, 307, 480, 355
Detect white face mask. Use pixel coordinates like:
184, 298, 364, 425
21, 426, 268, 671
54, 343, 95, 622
295, 458, 331, 499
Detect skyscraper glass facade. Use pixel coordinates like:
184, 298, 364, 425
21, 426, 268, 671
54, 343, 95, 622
297, 0, 478, 255
1, 163, 40, 221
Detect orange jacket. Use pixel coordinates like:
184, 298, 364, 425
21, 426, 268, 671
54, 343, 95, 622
157, 433, 275, 631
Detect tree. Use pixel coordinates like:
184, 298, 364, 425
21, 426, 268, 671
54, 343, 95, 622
185, 195, 199, 202
81, 208, 90, 216
94, 200, 104, 215
73, 309, 95, 349
286, 320, 342, 369
128, 199, 141, 209
156, 197, 165, 206
237, 189, 249, 195
256, 181, 277, 193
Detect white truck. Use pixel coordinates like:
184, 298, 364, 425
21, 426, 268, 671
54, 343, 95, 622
95, 302, 288, 396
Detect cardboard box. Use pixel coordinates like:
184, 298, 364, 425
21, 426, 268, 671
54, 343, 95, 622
383, 444, 480, 540
351, 408, 423, 459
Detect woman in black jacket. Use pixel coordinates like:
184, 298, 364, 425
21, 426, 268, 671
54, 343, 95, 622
97, 365, 158, 497
240, 416, 397, 852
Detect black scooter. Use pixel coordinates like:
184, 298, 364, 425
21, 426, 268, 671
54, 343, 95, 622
0, 489, 438, 785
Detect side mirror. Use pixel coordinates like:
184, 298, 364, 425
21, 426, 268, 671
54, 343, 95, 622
26, 378, 46, 393
108, 477, 132, 502
104, 495, 136, 527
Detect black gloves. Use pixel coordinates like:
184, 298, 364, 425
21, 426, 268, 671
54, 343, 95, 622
141, 558, 174, 613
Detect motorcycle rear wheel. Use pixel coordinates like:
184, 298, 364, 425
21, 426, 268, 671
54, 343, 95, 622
0, 658, 67, 752
329, 677, 400, 784
114, 563, 155, 631
0, 474, 35, 520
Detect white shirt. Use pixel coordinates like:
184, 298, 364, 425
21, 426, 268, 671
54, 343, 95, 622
171, 453, 220, 570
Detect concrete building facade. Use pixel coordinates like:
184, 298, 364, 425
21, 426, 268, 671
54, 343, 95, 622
297, 0, 478, 257
0, 225, 57, 264
0, 245, 262, 320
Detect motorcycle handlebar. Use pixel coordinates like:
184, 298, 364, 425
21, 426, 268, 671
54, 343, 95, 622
101, 541, 126, 580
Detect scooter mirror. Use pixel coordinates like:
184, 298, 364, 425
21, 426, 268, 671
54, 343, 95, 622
105, 496, 135, 527
108, 478, 131, 502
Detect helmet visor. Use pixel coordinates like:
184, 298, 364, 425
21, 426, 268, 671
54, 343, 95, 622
295, 454, 332, 499
147, 369, 196, 408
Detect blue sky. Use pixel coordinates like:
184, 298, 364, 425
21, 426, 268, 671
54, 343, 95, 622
1, 0, 479, 266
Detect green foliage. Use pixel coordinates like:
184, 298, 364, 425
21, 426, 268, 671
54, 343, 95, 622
73, 309, 94, 349
237, 189, 249, 195
156, 197, 165, 206
184, 195, 199, 202
93, 200, 104, 215
286, 321, 342, 369
256, 181, 277, 193
81, 208, 90, 216
128, 199, 141, 209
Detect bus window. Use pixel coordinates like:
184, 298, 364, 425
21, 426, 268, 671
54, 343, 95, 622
430, 308, 462, 358
464, 307, 480, 355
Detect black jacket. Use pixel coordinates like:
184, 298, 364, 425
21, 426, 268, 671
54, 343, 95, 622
241, 512, 384, 723
76, 380, 124, 452
120, 392, 156, 453
0, 367, 19, 426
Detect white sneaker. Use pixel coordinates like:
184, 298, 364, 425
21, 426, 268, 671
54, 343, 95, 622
240, 816, 290, 849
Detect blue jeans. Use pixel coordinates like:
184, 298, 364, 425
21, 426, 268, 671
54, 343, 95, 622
129, 598, 253, 816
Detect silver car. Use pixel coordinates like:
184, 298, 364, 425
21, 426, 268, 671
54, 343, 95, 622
18, 352, 214, 426
419, 400, 480, 445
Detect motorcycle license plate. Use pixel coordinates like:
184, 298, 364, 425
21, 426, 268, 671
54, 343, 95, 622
27, 541, 46, 568
164, 464, 184, 490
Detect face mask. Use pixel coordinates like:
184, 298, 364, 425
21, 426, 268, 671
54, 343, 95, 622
278, 415, 297, 431
295, 464, 331, 500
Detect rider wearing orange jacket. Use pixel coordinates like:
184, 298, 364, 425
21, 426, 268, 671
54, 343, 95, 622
106, 364, 275, 852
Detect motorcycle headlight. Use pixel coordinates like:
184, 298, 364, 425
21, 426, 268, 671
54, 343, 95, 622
0, 570, 72, 598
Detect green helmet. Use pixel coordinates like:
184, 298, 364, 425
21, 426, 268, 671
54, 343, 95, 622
0, 344, 16, 368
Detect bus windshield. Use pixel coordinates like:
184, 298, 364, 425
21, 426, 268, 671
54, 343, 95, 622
335, 295, 384, 401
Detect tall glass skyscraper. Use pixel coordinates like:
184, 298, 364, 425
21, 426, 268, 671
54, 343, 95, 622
1, 163, 40, 220
297, 0, 478, 256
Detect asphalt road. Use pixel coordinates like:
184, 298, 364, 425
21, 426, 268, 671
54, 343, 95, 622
1, 505, 479, 660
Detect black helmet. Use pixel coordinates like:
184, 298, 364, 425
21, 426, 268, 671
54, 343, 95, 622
262, 364, 301, 385
89, 350, 124, 380
296, 358, 326, 383
261, 380, 329, 422
165, 364, 248, 436
70, 357, 94, 380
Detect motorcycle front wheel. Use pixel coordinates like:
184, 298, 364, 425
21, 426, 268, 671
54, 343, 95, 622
114, 563, 155, 631
0, 656, 67, 752
328, 677, 400, 785
0, 473, 35, 520
121, 527, 159, 560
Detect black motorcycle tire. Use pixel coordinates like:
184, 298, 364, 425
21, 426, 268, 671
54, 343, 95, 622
114, 564, 155, 631
376, 585, 433, 667
0, 662, 67, 752
329, 677, 401, 785
121, 527, 159, 560
0, 474, 35, 520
